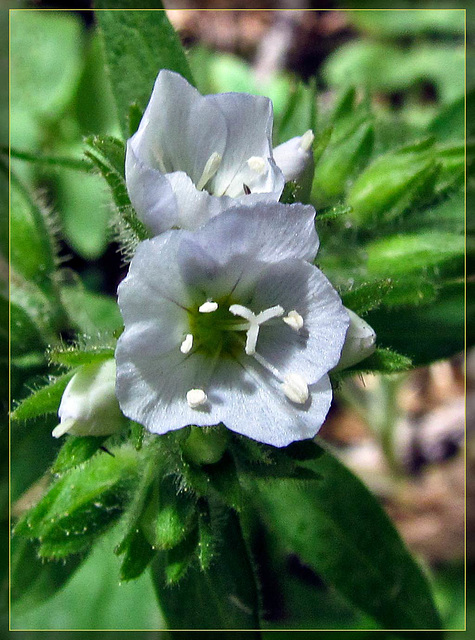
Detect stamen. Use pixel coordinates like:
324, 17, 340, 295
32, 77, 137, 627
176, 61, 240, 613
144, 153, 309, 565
300, 130, 315, 152
197, 152, 222, 191
230, 304, 284, 355
187, 388, 207, 409
256, 305, 284, 323
283, 310, 304, 331
199, 300, 218, 313
247, 156, 267, 174
180, 333, 194, 354
281, 373, 309, 404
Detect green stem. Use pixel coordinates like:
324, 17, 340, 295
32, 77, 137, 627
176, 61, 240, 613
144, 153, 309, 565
5, 146, 94, 172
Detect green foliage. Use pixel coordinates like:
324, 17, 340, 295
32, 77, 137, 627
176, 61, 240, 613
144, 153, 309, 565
85, 135, 149, 245
142, 474, 197, 550
15, 446, 139, 559
60, 280, 123, 335
52, 435, 108, 473
253, 448, 442, 630
366, 232, 464, 277
11, 535, 86, 612
336, 348, 412, 378
49, 344, 115, 369
151, 509, 260, 631
95, 5, 194, 137
11, 371, 75, 422
341, 279, 393, 315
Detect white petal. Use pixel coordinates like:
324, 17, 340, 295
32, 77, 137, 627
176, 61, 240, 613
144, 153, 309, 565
251, 259, 349, 384
333, 308, 376, 371
118, 233, 194, 326
215, 357, 334, 447
129, 69, 227, 185
187, 200, 319, 266
208, 92, 277, 196
115, 347, 225, 433
125, 143, 179, 235
273, 132, 314, 182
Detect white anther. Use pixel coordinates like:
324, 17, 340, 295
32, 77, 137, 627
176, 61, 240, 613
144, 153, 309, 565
197, 152, 222, 191
283, 310, 304, 331
281, 373, 309, 404
199, 300, 218, 313
180, 333, 194, 354
299, 129, 315, 152
247, 156, 267, 174
187, 388, 208, 409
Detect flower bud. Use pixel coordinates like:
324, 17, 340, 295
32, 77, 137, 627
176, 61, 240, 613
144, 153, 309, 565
311, 118, 374, 205
347, 141, 440, 226
333, 308, 376, 371
53, 359, 125, 438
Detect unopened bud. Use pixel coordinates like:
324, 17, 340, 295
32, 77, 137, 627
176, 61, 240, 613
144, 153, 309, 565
53, 359, 125, 438
333, 308, 376, 371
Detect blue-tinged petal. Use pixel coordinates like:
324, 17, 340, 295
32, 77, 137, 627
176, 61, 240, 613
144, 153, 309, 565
215, 357, 333, 447
208, 92, 276, 196
333, 308, 376, 371
187, 201, 320, 266
125, 143, 178, 235
273, 132, 314, 182
252, 259, 349, 384
129, 70, 227, 184
118, 232, 194, 312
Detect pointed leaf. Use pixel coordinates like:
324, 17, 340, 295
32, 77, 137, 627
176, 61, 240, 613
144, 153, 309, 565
95, 3, 194, 137
254, 449, 442, 629
11, 371, 75, 422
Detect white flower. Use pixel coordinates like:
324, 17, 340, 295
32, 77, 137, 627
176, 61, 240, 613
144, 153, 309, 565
125, 70, 314, 235
52, 360, 125, 438
115, 201, 349, 448
334, 308, 376, 371
273, 129, 315, 183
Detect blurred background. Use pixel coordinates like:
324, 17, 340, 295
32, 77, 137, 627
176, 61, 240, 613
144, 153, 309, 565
5, 1, 471, 634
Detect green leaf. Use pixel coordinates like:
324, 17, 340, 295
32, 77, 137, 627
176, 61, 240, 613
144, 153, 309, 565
11, 535, 86, 612
95, 4, 194, 137
163, 528, 198, 585
52, 435, 108, 473
254, 448, 442, 629
60, 283, 123, 335
152, 509, 261, 631
337, 347, 412, 377
277, 78, 317, 144
85, 141, 149, 244
10, 172, 57, 285
312, 114, 374, 205
10, 11, 83, 128
55, 163, 113, 260
341, 279, 393, 315
116, 527, 156, 582
142, 474, 197, 550
15, 446, 139, 559
367, 280, 465, 366
49, 345, 115, 369
366, 232, 464, 277
11, 371, 75, 422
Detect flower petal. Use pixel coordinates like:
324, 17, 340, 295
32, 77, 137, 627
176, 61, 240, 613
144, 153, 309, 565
333, 308, 376, 371
129, 70, 227, 184
125, 143, 179, 235
273, 134, 314, 182
118, 232, 194, 314
215, 356, 333, 447
208, 92, 278, 196
187, 200, 320, 266
251, 259, 349, 383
